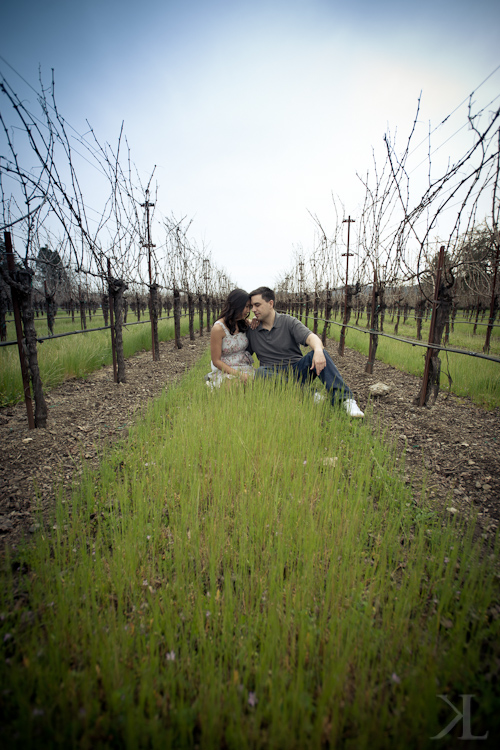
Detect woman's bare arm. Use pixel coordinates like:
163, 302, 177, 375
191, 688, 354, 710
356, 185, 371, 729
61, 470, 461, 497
210, 323, 241, 376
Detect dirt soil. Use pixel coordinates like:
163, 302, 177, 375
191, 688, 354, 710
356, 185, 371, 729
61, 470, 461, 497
1, 333, 499, 554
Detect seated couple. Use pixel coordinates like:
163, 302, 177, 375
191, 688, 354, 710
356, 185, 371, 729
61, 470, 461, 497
206, 286, 364, 418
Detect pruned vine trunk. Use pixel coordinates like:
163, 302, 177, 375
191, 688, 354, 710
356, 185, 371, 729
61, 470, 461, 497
415, 298, 425, 340
3, 258, 47, 428
313, 292, 319, 334
206, 295, 211, 332
304, 292, 310, 328
198, 293, 204, 337
150, 283, 160, 361
173, 287, 183, 349
45, 284, 56, 337
18, 271, 47, 427
365, 275, 380, 375
416, 249, 454, 406
0, 276, 9, 342
394, 302, 401, 335
321, 286, 331, 346
102, 293, 109, 327
109, 277, 128, 382
188, 292, 195, 340
79, 289, 86, 330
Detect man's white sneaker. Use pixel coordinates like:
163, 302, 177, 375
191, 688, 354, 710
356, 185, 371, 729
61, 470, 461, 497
343, 399, 364, 418
313, 391, 326, 404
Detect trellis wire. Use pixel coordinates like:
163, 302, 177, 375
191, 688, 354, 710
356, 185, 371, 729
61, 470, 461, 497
277, 310, 500, 364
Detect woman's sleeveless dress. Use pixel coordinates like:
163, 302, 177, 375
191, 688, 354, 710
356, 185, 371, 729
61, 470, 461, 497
206, 320, 254, 387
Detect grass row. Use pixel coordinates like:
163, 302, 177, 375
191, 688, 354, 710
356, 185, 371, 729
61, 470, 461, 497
5, 311, 498, 357
1, 357, 499, 748
1, 311, 499, 409
0, 314, 197, 407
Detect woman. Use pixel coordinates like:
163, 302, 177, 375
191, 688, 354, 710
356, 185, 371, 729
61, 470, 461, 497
206, 288, 255, 387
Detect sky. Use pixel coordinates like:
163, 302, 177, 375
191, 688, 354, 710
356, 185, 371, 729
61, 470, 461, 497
1, 0, 499, 291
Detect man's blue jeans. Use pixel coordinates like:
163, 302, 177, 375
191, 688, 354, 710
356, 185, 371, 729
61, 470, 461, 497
254, 349, 353, 406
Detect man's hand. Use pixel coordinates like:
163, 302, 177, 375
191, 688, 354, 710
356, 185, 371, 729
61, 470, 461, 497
305, 333, 327, 374
311, 348, 326, 375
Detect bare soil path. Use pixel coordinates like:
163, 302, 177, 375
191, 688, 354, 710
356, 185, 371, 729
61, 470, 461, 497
326, 341, 500, 543
1, 334, 498, 554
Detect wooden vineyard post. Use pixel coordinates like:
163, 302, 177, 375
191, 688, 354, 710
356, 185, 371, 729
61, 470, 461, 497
107, 259, 118, 383
313, 288, 319, 335
198, 293, 204, 337
365, 269, 378, 374
188, 292, 195, 340
4, 231, 35, 429
321, 285, 331, 346
141, 188, 158, 361
150, 283, 160, 361
206, 294, 211, 332
339, 215, 355, 357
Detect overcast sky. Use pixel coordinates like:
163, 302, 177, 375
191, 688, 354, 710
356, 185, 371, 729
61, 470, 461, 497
1, 0, 499, 291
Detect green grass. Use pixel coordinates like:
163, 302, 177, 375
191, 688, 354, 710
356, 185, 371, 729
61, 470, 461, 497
1, 355, 499, 748
304, 312, 500, 409
2, 310, 499, 409
0, 313, 197, 407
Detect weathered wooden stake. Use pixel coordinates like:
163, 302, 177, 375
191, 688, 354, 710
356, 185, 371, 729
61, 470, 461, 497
107, 259, 117, 383
365, 269, 378, 374
5, 232, 35, 429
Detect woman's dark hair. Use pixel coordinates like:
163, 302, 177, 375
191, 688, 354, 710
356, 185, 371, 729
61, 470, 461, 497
220, 288, 250, 334
249, 286, 275, 303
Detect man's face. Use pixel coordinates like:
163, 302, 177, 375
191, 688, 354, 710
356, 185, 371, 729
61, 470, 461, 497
251, 294, 274, 322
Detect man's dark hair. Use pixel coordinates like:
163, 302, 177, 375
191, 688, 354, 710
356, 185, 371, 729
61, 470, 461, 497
220, 288, 250, 334
249, 286, 275, 303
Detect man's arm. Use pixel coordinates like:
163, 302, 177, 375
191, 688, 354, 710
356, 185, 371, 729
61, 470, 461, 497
305, 332, 327, 374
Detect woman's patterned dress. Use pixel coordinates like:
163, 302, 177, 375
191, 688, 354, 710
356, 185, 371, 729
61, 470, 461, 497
206, 320, 254, 387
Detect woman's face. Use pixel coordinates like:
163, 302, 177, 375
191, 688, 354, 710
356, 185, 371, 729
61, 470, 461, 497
238, 301, 251, 320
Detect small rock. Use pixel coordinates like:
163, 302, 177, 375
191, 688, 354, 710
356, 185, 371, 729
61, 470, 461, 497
446, 507, 458, 514
0, 517, 14, 532
369, 382, 391, 397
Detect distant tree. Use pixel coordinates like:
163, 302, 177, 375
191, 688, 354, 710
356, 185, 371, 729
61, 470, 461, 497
454, 225, 496, 303
35, 245, 67, 293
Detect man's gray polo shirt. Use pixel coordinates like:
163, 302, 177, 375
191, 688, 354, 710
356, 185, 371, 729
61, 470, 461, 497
246, 312, 312, 366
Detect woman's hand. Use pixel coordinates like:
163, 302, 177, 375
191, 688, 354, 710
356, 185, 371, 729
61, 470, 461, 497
246, 317, 259, 330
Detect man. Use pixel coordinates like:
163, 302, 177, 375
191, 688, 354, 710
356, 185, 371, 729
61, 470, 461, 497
246, 287, 364, 418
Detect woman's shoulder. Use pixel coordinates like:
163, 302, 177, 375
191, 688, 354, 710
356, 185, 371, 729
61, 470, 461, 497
213, 319, 228, 334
